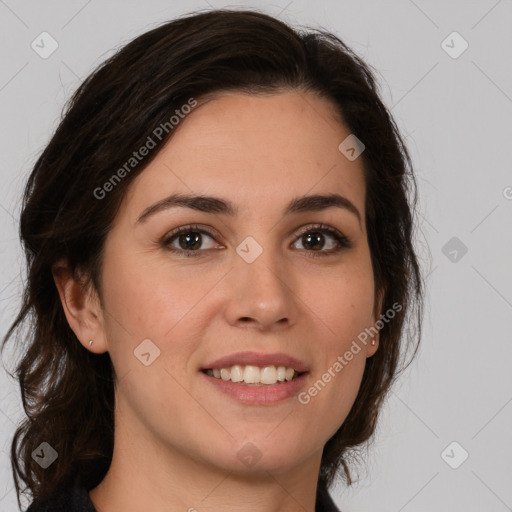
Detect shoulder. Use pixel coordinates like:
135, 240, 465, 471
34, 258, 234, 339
24, 477, 96, 512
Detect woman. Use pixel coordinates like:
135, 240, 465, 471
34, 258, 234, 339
2, 8, 423, 512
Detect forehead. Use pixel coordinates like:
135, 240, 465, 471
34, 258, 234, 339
122, 90, 366, 224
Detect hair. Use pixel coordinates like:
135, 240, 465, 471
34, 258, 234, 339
1, 7, 424, 509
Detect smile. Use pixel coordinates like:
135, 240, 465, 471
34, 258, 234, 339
200, 368, 309, 405
202, 364, 304, 385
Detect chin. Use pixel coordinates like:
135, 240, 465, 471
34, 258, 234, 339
225, 435, 314, 475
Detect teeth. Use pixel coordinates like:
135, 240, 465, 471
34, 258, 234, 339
260, 366, 277, 384
277, 366, 286, 382
230, 365, 244, 382
204, 365, 300, 385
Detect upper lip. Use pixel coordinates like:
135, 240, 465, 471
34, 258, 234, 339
201, 351, 309, 373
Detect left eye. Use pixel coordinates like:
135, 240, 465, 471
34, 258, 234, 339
162, 223, 352, 258
292, 228, 347, 252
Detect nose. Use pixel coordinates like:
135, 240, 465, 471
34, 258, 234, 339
222, 240, 299, 331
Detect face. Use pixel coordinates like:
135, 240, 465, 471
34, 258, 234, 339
92, 90, 380, 476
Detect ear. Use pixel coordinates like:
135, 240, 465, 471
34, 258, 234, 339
52, 259, 108, 354
366, 288, 385, 358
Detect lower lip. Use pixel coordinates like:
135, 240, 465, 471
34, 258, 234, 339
200, 371, 309, 405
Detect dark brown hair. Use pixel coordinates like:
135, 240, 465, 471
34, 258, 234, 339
1, 8, 423, 508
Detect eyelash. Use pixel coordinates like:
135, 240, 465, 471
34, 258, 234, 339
161, 223, 353, 259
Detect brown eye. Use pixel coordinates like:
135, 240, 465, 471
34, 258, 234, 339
301, 231, 326, 251
292, 224, 353, 257
162, 225, 219, 257
176, 232, 202, 250
161, 223, 352, 259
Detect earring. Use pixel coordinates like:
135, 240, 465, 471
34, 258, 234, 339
371, 338, 376, 346
88, 340, 94, 346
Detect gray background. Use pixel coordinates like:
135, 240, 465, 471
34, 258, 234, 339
1, 1, 511, 511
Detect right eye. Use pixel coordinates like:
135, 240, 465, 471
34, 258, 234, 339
161, 224, 221, 257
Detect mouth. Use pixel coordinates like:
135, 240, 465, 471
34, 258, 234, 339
199, 368, 309, 405
199, 351, 310, 404
200, 365, 307, 386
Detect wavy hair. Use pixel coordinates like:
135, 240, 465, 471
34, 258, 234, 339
1, 8, 424, 508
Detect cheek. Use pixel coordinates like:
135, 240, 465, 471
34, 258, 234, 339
289, 266, 374, 426
294, 349, 367, 452
307, 267, 375, 344
100, 247, 206, 338
99, 246, 227, 382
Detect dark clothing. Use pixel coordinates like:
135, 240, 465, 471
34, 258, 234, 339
25, 477, 95, 512
316, 483, 342, 512
25, 476, 341, 511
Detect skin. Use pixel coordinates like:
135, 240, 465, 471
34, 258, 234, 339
53, 89, 382, 512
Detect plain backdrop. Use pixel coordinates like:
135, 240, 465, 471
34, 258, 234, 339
1, 1, 511, 511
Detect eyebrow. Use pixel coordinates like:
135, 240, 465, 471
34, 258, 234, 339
136, 192, 362, 227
